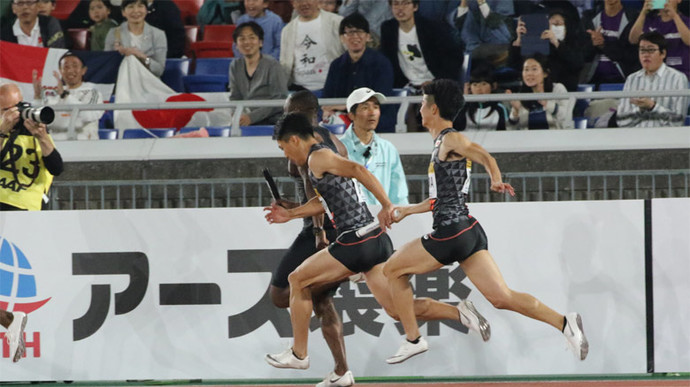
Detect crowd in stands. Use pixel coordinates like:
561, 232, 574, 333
0, 0, 688, 139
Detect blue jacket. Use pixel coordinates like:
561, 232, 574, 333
233, 10, 285, 60
323, 48, 395, 132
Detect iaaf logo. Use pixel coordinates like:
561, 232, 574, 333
0, 237, 50, 361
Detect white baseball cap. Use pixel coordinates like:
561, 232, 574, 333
346, 87, 386, 113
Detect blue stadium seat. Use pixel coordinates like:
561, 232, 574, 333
391, 88, 408, 97
122, 128, 175, 139
598, 83, 624, 91
161, 58, 191, 92
322, 123, 346, 135
194, 57, 233, 75
311, 89, 323, 98
685, 116, 690, 126
98, 128, 118, 139
179, 126, 230, 137
574, 84, 594, 118
573, 117, 588, 129
183, 75, 228, 93
98, 94, 115, 129
240, 125, 274, 136
183, 74, 228, 92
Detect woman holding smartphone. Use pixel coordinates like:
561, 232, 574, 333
628, 0, 690, 77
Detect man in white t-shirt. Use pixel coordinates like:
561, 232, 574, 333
380, 0, 463, 130
381, 0, 463, 90
279, 0, 345, 91
32, 52, 103, 140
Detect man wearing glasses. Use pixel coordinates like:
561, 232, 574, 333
615, 31, 688, 127
321, 13, 396, 132
0, 0, 64, 48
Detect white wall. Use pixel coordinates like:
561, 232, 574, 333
0, 199, 684, 381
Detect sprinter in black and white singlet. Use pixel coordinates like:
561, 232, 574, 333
263, 112, 398, 374
384, 79, 589, 365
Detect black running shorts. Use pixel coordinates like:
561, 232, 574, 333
271, 226, 339, 288
328, 226, 393, 273
421, 215, 489, 265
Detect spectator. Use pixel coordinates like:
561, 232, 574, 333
36, 0, 53, 16
318, 0, 341, 13
450, 0, 514, 55
510, 8, 585, 91
104, 0, 167, 77
628, 0, 690, 77
143, 0, 185, 58
416, 0, 458, 25
381, 0, 464, 90
322, 13, 395, 131
279, 0, 344, 91
88, 0, 118, 51
1, 0, 65, 48
32, 52, 103, 140
615, 31, 688, 127
233, 0, 285, 60
62, 0, 122, 30
380, 0, 464, 131
506, 53, 574, 129
455, 65, 508, 130
581, 0, 640, 86
338, 0, 393, 43
229, 22, 289, 126
339, 87, 409, 205
197, 0, 242, 26
0, 83, 63, 211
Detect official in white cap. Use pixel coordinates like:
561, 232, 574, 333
339, 87, 409, 205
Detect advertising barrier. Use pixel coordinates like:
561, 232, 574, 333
1, 200, 674, 381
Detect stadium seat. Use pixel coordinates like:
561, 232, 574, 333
183, 74, 228, 92
598, 83, 624, 92
162, 58, 191, 92
180, 126, 230, 136
203, 24, 236, 41
67, 28, 90, 51
573, 117, 588, 129
194, 57, 233, 75
184, 25, 199, 58
191, 41, 233, 58
685, 116, 690, 126
98, 129, 118, 140
391, 88, 408, 97
240, 125, 274, 136
98, 95, 115, 129
51, 0, 80, 20
311, 89, 323, 98
322, 123, 345, 135
574, 84, 594, 118
173, 0, 203, 25
122, 128, 175, 139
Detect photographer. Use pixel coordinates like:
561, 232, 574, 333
0, 83, 63, 211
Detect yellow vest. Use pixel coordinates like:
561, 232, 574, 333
0, 133, 55, 211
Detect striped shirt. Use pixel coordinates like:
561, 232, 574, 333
616, 64, 688, 128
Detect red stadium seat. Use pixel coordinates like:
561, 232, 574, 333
202, 24, 236, 41
51, 0, 80, 20
173, 0, 203, 25
67, 28, 90, 51
191, 41, 233, 58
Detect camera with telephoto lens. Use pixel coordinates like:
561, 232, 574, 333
15, 101, 55, 126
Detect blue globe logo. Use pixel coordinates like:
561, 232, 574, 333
0, 237, 51, 313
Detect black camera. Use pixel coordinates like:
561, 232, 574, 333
16, 101, 55, 125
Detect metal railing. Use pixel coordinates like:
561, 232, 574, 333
51, 89, 690, 138
48, 169, 690, 210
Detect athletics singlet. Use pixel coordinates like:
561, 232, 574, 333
428, 128, 472, 228
308, 143, 373, 233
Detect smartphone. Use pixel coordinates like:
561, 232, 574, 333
651, 0, 666, 10
521, 13, 550, 56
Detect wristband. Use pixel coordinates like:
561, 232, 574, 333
60, 90, 69, 99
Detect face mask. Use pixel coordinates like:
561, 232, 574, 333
551, 25, 566, 41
